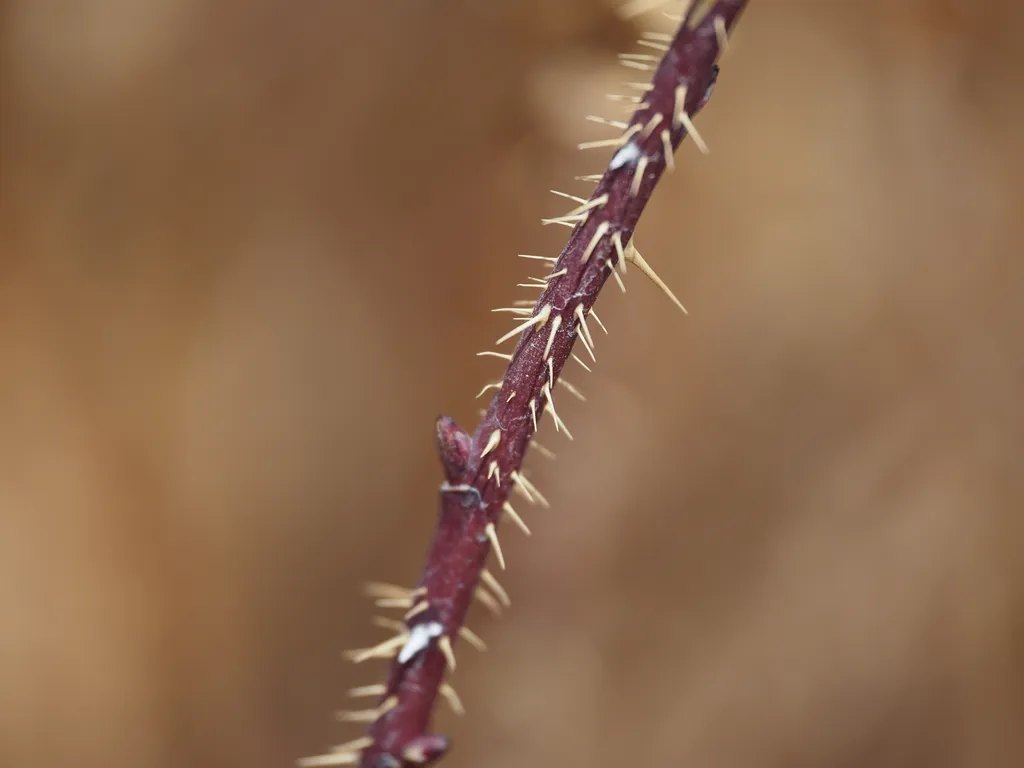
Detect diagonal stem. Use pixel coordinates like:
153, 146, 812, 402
306, 3, 751, 766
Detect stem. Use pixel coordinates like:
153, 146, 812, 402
304, 3, 750, 766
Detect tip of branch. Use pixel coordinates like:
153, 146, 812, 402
435, 416, 471, 482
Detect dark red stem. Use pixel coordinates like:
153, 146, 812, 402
352, 3, 749, 765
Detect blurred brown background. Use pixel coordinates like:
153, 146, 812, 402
2, 1, 1024, 767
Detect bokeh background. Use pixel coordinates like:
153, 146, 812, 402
3, 1, 1024, 767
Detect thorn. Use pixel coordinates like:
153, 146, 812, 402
714, 14, 730, 52
297, 751, 362, 767
476, 381, 502, 398
544, 268, 568, 281
439, 683, 465, 716
637, 39, 669, 51
577, 329, 596, 362
558, 377, 586, 401
477, 351, 513, 361
582, 221, 611, 263
626, 241, 688, 314
531, 441, 557, 460
619, 60, 654, 71
572, 353, 592, 372
550, 189, 587, 204
618, 53, 661, 63
674, 85, 709, 154
348, 684, 387, 698
578, 136, 628, 151
541, 213, 587, 226
529, 399, 538, 431
513, 299, 536, 307
516, 472, 550, 508
404, 601, 430, 621
574, 304, 596, 350
617, 0, 677, 19
485, 522, 505, 569
503, 501, 531, 536
506, 390, 516, 403
344, 633, 409, 663
374, 597, 413, 609
622, 82, 655, 91
337, 695, 397, 722
509, 471, 535, 504
640, 112, 664, 138
474, 586, 503, 616
608, 261, 627, 292
481, 429, 501, 458
438, 634, 457, 671
585, 115, 628, 130
496, 304, 551, 346
641, 31, 673, 42
542, 315, 562, 360
517, 282, 546, 289
363, 582, 412, 600
542, 384, 573, 440
630, 155, 649, 197
487, 460, 500, 485
590, 310, 608, 334
458, 626, 488, 652
518, 253, 558, 262
612, 231, 627, 274
566, 194, 609, 217
547, 358, 555, 389
575, 174, 604, 183
481, 568, 512, 607
661, 129, 675, 172
492, 306, 532, 315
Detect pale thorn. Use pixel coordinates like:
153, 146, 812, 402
622, 82, 654, 91
637, 39, 669, 52
678, 108, 709, 154
517, 283, 546, 289
577, 329, 596, 362
566, 194, 609, 216
374, 597, 413, 609
438, 635, 457, 671
612, 231, 627, 274
503, 501, 531, 536
661, 129, 675, 172
714, 14, 730, 52
605, 93, 642, 103
578, 136, 628, 151
378, 695, 399, 715
572, 353, 593, 372
506, 390, 516, 403
640, 112, 664, 138
496, 304, 551, 346
328, 737, 375, 755
619, 60, 654, 71
404, 601, 430, 621
547, 358, 555, 389
474, 586, 503, 616
481, 429, 501, 458
590, 309, 609, 334
348, 684, 387, 698
542, 384, 573, 440
296, 751, 360, 767
585, 115, 628, 130
610, 264, 627, 293
481, 568, 512, 607
617, 0, 678, 19
371, 616, 406, 633
516, 472, 550, 508
582, 221, 611, 263
550, 189, 587, 204
543, 315, 562, 359
487, 461, 500, 485
439, 683, 466, 716
509, 471, 535, 503
544, 268, 568, 281
575, 174, 604, 183
558, 377, 586, 402
527, 275, 548, 284
476, 382, 502, 399
531, 441, 557, 460
529, 399, 538, 431
477, 351, 513, 361
337, 701, 390, 723
618, 53, 661, 62
630, 155, 649, 197
549, 220, 577, 228
513, 299, 536, 307
492, 307, 532, 315
641, 31, 673, 42
541, 213, 587, 226
485, 522, 506, 569
344, 632, 409, 663
673, 85, 688, 129
518, 253, 558, 262
574, 304, 595, 350
458, 626, 488, 652
363, 582, 412, 600
626, 242, 688, 314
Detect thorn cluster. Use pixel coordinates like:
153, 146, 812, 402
299, 2, 749, 766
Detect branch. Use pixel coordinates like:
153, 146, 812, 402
300, 2, 750, 766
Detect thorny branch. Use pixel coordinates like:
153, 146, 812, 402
301, 2, 750, 766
